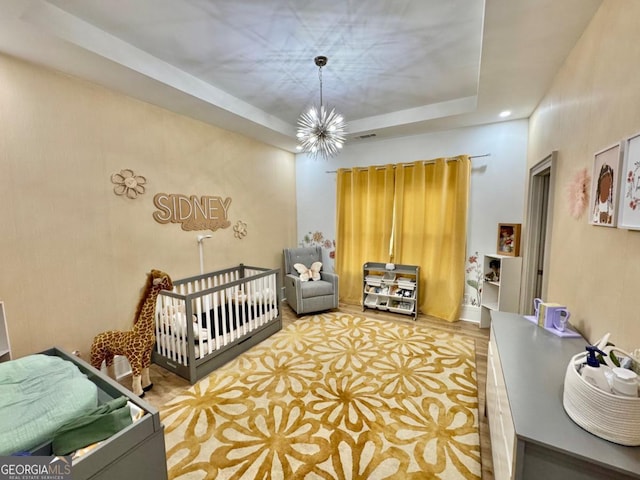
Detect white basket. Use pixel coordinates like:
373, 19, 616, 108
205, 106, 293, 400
563, 351, 640, 446
382, 272, 396, 284
364, 294, 377, 307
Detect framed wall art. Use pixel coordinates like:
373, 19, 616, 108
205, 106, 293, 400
589, 142, 624, 227
497, 223, 521, 257
617, 132, 640, 230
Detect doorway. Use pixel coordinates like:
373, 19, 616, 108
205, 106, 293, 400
521, 151, 557, 314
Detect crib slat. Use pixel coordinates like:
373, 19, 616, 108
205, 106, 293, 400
212, 276, 220, 351
269, 273, 277, 320
205, 277, 213, 355
194, 293, 202, 360
155, 296, 166, 359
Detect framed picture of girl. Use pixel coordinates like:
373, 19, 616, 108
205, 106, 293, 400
590, 142, 624, 227
617, 132, 640, 230
496, 223, 521, 257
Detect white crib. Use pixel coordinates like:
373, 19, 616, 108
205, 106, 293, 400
153, 264, 281, 383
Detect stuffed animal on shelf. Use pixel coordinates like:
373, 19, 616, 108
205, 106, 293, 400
484, 260, 501, 282
90, 269, 173, 396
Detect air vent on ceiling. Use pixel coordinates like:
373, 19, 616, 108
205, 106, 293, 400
357, 133, 377, 139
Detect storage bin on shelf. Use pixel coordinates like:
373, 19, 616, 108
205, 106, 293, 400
396, 277, 416, 290
382, 272, 396, 284
364, 294, 378, 308
393, 287, 415, 299
563, 351, 640, 446
388, 299, 414, 314
364, 285, 379, 294
375, 296, 389, 310
365, 275, 383, 287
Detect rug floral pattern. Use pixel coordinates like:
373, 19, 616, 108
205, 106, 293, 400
161, 313, 481, 479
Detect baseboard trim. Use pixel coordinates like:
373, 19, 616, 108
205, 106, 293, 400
100, 354, 132, 380
459, 304, 480, 324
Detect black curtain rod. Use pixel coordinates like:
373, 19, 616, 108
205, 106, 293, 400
324, 153, 490, 174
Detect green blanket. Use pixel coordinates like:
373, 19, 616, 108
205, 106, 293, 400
0, 354, 98, 455
52, 396, 132, 456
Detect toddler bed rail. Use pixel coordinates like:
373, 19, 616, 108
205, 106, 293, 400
153, 264, 281, 383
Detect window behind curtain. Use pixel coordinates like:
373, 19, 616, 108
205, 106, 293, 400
336, 156, 470, 321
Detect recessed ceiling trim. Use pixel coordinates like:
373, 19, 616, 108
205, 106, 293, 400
348, 95, 478, 135
21, 0, 295, 138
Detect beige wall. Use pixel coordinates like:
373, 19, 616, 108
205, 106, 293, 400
0, 54, 297, 359
528, 0, 640, 350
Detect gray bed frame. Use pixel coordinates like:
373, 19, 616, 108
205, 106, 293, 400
37, 347, 168, 480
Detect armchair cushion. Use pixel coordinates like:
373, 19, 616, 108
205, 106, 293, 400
300, 279, 334, 298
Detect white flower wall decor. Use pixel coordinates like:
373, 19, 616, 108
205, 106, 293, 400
111, 169, 147, 199
234, 221, 247, 239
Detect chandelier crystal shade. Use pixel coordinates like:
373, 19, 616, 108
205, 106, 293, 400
296, 56, 346, 159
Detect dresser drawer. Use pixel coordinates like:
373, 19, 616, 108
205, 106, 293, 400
488, 330, 516, 480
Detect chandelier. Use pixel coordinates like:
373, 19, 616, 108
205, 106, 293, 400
296, 56, 346, 159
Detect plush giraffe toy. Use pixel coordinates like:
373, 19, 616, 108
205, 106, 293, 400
90, 269, 173, 396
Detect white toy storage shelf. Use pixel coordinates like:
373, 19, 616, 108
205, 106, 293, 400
363, 262, 420, 320
480, 254, 522, 328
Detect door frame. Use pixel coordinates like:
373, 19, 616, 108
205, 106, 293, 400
520, 151, 557, 314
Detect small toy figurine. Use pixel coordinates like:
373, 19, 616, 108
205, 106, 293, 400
485, 259, 500, 282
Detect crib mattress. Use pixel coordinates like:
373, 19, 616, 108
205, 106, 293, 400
0, 354, 98, 455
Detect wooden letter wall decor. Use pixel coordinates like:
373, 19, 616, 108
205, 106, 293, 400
152, 193, 232, 232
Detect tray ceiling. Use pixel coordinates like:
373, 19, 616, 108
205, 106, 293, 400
0, 0, 602, 151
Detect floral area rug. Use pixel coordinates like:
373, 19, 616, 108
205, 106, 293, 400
161, 312, 481, 479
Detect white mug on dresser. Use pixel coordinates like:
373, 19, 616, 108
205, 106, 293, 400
552, 308, 570, 332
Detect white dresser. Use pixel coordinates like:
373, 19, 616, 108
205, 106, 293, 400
487, 311, 640, 480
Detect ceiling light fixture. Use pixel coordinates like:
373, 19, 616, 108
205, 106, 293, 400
296, 56, 346, 159
499, 110, 512, 118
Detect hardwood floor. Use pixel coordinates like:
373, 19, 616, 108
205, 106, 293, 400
130, 302, 494, 479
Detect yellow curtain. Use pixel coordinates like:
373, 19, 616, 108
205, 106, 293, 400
393, 156, 471, 321
336, 165, 395, 305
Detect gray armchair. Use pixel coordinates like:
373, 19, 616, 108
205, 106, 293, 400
283, 246, 339, 315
